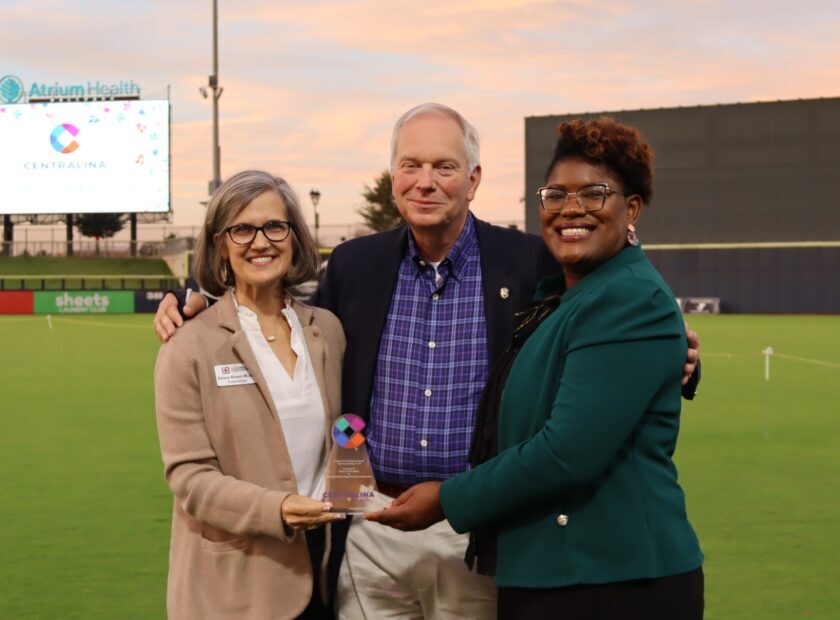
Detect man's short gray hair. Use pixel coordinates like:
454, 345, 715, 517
390, 103, 481, 172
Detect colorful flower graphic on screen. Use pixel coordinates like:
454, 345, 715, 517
332, 414, 366, 449
50, 123, 80, 154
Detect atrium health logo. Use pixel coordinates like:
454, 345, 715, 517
0, 74, 24, 104
50, 123, 80, 154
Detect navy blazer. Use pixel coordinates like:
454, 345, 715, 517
310, 215, 561, 421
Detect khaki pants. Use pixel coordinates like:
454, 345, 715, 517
337, 492, 497, 620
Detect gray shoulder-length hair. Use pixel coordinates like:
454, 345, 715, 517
192, 170, 320, 296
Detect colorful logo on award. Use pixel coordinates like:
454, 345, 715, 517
50, 123, 80, 154
332, 414, 366, 449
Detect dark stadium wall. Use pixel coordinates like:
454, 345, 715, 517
647, 247, 840, 314
524, 97, 840, 313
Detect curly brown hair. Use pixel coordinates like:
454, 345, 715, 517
546, 117, 654, 205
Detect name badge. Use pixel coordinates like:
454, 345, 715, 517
214, 363, 256, 387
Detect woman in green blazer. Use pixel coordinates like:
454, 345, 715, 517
368, 117, 704, 619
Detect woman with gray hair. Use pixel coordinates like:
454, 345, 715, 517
154, 170, 346, 619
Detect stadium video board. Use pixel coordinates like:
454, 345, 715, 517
0, 100, 169, 214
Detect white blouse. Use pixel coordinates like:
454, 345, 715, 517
235, 297, 327, 500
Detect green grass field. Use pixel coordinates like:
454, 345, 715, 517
0, 257, 178, 291
0, 257, 173, 275
1, 314, 838, 618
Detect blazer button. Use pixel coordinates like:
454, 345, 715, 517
312, 326, 321, 337
556, 514, 569, 527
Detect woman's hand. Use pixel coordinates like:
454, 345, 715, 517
281, 495, 345, 530
364, 482, 445, 531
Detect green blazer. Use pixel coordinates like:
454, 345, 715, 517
440, 245, 703, 588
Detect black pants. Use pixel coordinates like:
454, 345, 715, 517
498, 568, 704, 620
297, 528, 333, 620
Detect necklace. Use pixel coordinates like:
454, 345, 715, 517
233, 290, 286, 343
262, 316, 284, 343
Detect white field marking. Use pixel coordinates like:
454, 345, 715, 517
772, 352, 840, 370
47, 314, 53, 330
700, 351, 840, 370
0, 315, 147, 329
50, 316, 148, 330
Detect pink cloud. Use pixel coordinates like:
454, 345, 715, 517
3, 0, 839, 229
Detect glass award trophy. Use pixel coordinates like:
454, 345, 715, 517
324, 414, 377, 514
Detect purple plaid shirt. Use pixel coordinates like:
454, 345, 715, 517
368, 214, 488, 486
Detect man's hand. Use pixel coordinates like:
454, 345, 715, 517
281, 494, 346, 531
364, 481, 445, 531
683, 323, 700, 385
153, 291, 208, 342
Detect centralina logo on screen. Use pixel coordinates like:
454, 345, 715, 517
0, 75, 24, 104
50, 123, 80, 154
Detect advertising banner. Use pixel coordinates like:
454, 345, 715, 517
0, 291, 34, 314
134, 289, 166, 313
0, 100, 170, 214
33, 291, 135, 314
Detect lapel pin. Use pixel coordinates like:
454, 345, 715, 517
500, 287, 510, 299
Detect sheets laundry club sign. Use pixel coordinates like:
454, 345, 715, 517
33, 291, 135, 314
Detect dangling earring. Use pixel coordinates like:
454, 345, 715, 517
220, 260, 231, 285
626, 224, 639, 247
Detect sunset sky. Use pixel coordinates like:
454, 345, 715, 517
2, 0, 839, 235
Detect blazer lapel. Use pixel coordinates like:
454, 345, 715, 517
475, 218, 517, 366
294, 303, 330, 413
216, 292, 284, 426
217, 293, 298, 489
229, 331, 283, 421
351, 225, 407, 419
293, 302, 334, 457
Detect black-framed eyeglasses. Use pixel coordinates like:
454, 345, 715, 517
536, 183, 626, 213
223, 220, 292, 245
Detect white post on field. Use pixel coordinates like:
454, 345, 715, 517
46, 314, 53, 330
762, 347, 773, 381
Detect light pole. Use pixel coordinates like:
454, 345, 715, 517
199, 0, 223, 195
309, 189, 321, 248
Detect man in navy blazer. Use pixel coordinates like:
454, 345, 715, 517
310, 104, 566, 618
310, 216, 559, 423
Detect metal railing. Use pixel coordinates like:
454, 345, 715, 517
0, 223, 375, 257
1, 221, 525, 258
0, 274, 182, 291
0, 240, 168, 258
0, 236, 201, 258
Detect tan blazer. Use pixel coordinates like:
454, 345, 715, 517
154, 291, 345, 620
